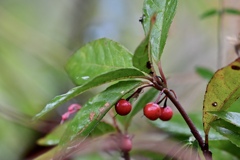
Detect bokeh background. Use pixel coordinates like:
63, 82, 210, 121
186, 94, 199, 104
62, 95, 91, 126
0, 0, 240, 159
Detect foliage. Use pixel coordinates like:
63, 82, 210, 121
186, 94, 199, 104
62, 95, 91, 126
201, 8, 240, 19
203, 58, 240, 135
31, 0, 240, 160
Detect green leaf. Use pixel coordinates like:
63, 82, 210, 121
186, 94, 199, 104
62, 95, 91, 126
152, 113, 204, 137
211, 147, 239, 160
37, 122, 69, 146
66, 38, 139, 86
89, 121, 116, 137
210, 119, 240, 147
229, 98, 240, 112
200, 9, 219, 19
37, 121, 115, 146
209, 111, 240, 128
132, 34, 152, 74
34, 147, 59, 160
34, 68, 144, 119
152, 112, 239, 158
125, 88, 158, 128
195, 66, 214, 80
59, 80, 142, 146
151, 113, 224, 140
224, 8, 240, 16
203, 57, 240, 135
142, 0, 177, 62
210, 140, 240, 159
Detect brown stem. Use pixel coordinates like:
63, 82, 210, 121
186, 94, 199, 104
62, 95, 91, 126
122, 152, 130, 160
126, 84, 154, 101
158, 61, 167, 86
163, 89, 212, 160
109, 110, 122, 133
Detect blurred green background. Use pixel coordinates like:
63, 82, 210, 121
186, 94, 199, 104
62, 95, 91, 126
0, 0, 239, 159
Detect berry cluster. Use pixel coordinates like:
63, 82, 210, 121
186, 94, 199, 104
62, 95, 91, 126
115, 99, 173, 121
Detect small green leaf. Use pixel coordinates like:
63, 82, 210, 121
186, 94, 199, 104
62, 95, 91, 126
209, 111, 240, 128
37, 122, 69, 146
34, 68, 144, 119
224, 8, 240, 16
200, 9, 219, 19
203, 58, 240, 135
195, 66, 214, 80
89, 121, 116, 137
210, 119, 240, 147
66, 38, 137, 86
60, 80, 142, 146
133, 34, 152, 74
142, 0, 177, 62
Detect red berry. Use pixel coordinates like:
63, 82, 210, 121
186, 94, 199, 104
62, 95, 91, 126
159, 106, 173, 121
143, 102, 161, 120
120, 135, 132, 152
115, 99, 132, 116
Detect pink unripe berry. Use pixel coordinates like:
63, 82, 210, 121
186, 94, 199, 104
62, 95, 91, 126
120, 135, 132, 152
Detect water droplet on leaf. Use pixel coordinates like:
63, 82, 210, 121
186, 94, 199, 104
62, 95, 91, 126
82, 76, 90, 80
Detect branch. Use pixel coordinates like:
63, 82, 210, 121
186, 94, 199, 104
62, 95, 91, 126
163, 89, 212, 160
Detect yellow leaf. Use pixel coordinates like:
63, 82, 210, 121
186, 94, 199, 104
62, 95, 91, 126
203, 57, 240, 135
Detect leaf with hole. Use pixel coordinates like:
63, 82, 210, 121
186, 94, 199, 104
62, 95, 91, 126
203, 57, 240, 136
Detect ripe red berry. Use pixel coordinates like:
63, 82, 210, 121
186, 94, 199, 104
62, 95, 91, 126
115, 99, 132, 116
143, 102, 161, 120
159, 106, 173, 121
